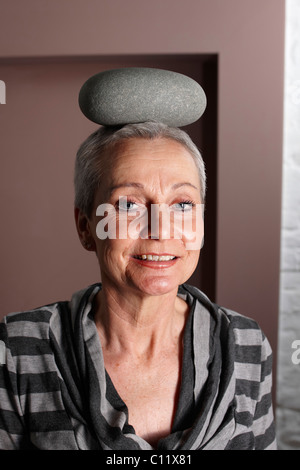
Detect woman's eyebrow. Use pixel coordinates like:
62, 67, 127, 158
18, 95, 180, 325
172, 182, 199, 191
109, 182, 144, 195
109, 182, 198, 195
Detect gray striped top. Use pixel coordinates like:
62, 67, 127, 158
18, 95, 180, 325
0, 283, 276, 450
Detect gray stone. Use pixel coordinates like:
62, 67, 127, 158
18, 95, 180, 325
78, 67, 206, 127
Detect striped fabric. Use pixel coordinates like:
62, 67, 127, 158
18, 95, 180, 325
0, 283, 276, 450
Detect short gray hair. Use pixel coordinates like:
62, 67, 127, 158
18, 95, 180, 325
74, 121, 206, 217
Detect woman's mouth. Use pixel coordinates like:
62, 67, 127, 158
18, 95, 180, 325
131, 253, 178, 268
133, 254, 176, 261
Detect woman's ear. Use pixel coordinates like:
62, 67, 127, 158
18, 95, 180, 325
74, 207, 96, 251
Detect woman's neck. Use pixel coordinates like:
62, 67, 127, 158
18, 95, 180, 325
93, 282, 189, 360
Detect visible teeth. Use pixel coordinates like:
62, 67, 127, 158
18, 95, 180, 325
135, 254, 176, 261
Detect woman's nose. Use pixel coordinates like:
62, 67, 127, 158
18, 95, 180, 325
148, 204, 172, 240
141, 204, 171, 240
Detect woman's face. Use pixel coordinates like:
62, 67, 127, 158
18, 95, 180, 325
88, 137, 204, 297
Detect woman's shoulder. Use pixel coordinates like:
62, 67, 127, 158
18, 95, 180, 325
182, 283, 273, 391
0, 283, 101, 342
0, 303, 65, 377
0, 302, 65, 347
2, 303, 59, 322
181, 283, 268, 348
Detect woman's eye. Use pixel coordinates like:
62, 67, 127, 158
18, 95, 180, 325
117, 199, 139, 212
172, 201, 194, 211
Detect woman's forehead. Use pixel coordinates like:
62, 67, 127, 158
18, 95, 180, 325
105, 137, 199, 177
94, 139, 200, 204
92, 138, 202, 208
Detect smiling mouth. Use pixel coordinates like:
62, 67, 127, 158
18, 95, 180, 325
132, 254, 177, 261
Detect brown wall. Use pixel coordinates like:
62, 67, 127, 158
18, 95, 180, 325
0, 1, 285, 377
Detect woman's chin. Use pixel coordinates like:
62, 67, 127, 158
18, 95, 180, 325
132, 276, 180, 297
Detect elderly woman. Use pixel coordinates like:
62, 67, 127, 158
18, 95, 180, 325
0, 71, 276, 451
